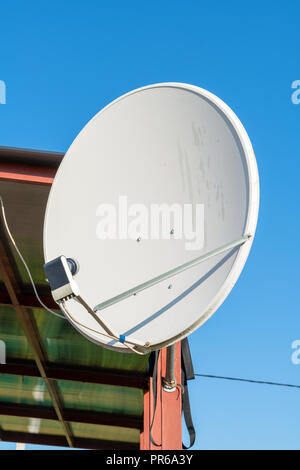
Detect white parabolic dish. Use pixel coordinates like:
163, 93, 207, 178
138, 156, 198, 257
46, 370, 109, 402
44, 83, 259, 352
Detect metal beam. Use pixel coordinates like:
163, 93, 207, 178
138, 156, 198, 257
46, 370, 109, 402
0, 430, 139, 450
0, 146, 63, 186
0, 401, 143, 429
0, 234, 74, 447
0, 360, 148, 389
0, 290, 57, 310
0, 161, 56, 185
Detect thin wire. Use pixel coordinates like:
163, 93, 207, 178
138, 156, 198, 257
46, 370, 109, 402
195, 373, 300, 389
60, 300, 145, 355
0, 196, 65, 319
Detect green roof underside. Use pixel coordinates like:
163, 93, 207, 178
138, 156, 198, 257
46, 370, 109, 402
0, 174, 149, 449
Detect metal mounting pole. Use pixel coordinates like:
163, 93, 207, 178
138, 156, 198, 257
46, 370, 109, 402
162, 344, 177, 392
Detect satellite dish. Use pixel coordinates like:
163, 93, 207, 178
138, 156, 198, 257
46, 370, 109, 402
43, 83, 259, 353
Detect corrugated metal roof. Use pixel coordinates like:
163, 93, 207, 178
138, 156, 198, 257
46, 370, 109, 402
0, 148, 149, 449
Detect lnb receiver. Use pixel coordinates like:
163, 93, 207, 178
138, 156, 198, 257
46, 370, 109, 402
44, 256, 80, 302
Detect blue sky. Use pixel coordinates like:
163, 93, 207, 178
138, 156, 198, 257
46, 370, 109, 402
0, 0, 300, 450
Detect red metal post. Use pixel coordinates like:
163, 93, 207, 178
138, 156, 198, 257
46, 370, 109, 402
140, 342, 182, 450
161, 342, 182, 450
